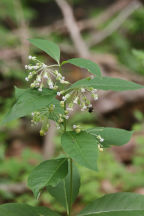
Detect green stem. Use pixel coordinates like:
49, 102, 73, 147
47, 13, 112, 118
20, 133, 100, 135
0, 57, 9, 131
63, 179, 69, 215
69, 158, 73, 216
63, 101, 73, 216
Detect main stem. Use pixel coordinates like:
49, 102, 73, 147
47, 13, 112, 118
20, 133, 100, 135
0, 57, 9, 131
64, 102, 73, 216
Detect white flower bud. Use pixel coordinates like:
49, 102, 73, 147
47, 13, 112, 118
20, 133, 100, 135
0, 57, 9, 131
37, 76, 41, 82
74, 97, 78, 104
25, 77, 29, 81
43, 73, 48, 79
81, 88, 86, 93
98, 144, 103, 152
49, 84, 54, 89
92, 89, 97, 93
57, 92, 61, 96
100, 138, 104, 142
38, 88, 42, 92
65, 115, 69, 120
43, 64, 47, 69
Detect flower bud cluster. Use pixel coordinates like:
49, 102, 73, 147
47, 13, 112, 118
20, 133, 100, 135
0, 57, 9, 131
31, 104, 56, 136
25, 56, 70, 91
72, 124, 81, 133
57, 87, 98, 115
96, 135, 104, 152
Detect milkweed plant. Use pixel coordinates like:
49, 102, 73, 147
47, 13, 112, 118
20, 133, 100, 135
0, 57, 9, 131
1, 39, 144, 216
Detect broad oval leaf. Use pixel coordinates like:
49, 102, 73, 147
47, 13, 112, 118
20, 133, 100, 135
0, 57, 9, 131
29, 38, 60, 63
78, 192, 144, 216
62, 58, 101, 77
0, 203, 39, 216
87, 127, 133, 147
0, 204, 60, 216
69, 76, 144, 91
62, 131, 98, 171
34, 206, 60, 216
1, 88, 56, 124
28, 157, 68, 198
47, 162, 80, 208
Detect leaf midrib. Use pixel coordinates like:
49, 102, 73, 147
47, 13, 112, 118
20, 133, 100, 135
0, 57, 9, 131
68, 132, 92, 169
46, 158, 67, 186
78, 209, 144, 216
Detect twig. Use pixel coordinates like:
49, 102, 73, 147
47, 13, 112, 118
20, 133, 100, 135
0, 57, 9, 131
0, 183, 28, 194
55, 0, 90, 58
13, 0, 30, 65
43, 121, 56, 159
88, 0, 142, 47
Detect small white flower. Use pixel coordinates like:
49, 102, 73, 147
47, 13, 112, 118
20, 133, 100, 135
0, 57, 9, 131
62, 76, 65, 80
38, 88, 42, 92
73, 125, 77, 129
88, 104, 92, 108
49, 84, 54, 89
57, 92, 61, 96
28, 55, 32, 59
37, 76, 41, 82
33, 65, 39, 70
43, 64, 47, 69
43, 73, 48, 79
32, 112, 34, 116
92, 89, 97, 93
62, 96, 66, 101
81, 88, 86, 93
25, 77, 29, 81
65, 115, 69, 120
94, 95, 98, 101
25, 65, 28, 69
100, 138, 104, 142
31, 56, 36, 60
74, 97, 78, 104
28, 65, 32, 70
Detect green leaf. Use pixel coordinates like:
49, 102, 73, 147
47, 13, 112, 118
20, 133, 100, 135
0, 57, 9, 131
87, 127, 133, 147
69, 76, 144, 91
0, 204, 60, 216
29, 38, 60, 63
34, 206, 60, 216
0, 203, 39, 216
62, 58, 101, 77
2, 88, 56, 124
62, 131, 98, 171
78, 192, 144, 216
28, 157, 68, 198
47, 162, 80, 208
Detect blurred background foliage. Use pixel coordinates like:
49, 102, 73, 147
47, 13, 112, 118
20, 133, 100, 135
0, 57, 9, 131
0, 0, 144, 215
